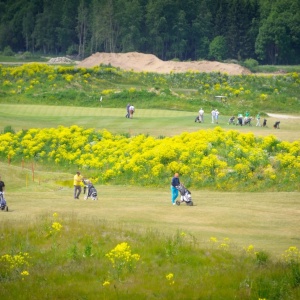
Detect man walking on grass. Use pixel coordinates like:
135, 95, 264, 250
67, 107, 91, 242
170, 173, 180, 205
74, 171, 83, 199
256, 113, 261, 126
199, 108, 204, 123
211, 109, 216, 123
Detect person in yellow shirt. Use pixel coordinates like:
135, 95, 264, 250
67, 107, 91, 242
73, 171, 83, 199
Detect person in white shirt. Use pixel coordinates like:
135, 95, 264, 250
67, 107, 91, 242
215, 109, 220, 124
199, 108, 204, 123
211, 109, 216, 123
129, 105, 135, 118
256, 113, 261, 126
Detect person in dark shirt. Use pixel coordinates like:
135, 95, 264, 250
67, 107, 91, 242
0, 176, 5, 193
0, 176, 6, 210
170, 173, 180, 205
126, 103, 130, 118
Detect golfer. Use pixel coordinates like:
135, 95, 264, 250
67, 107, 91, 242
74, 171, 83, 199
170, 173, 180, 205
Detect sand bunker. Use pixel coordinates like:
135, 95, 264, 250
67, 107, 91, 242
77, 52, 251, 75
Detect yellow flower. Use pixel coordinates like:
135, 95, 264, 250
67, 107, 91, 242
259, 93, 268, 100
166, 273, 175, 285
21, 270, 29, 276
52, 222, 62, 231
219, 243, 229, 250
282, 246, 300, 263
209, 237, 218, 243
105, 242, 140, 269
103, 280, 110, 286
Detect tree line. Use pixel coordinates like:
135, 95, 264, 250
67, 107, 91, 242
0, 0, 299, 64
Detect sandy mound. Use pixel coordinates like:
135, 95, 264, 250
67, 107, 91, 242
77, 52, 251, 75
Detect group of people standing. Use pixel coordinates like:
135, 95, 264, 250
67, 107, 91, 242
211, 109, 220, 123
234, 112, 262, 127
126, 103, 135, 118
196, 108, 220, 124
197, 108, 265, 127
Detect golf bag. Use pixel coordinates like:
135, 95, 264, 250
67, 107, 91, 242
263, 119, 267, 127
273, 121, 280, 129
244, 117, 252, 126
0, 192, 8, 211
175, 184, 193, 206
228, 116, 235, 125
83, 180, 98, 200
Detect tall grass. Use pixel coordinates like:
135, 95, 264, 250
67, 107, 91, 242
1, 213, 300, 299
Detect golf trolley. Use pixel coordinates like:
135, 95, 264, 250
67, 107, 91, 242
175, 184, 193, 206
0, 192, 8, 211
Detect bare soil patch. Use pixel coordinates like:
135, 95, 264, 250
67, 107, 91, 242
267, 113, 300, 119
77, 52, 251, 75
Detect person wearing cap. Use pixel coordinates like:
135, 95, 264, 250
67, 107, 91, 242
170, 173, 180, 205
73, 171, 83, 199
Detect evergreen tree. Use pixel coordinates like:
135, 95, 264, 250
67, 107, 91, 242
57, 0, 79, 54
0, 0, 298, 64
77, 0, 89, 58
117, 0, 143, 52
191, 0, 212, 60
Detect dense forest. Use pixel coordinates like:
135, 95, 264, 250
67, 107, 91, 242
0, 0, 299, 64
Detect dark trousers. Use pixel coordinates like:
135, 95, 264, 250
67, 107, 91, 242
74, 185, 81, 199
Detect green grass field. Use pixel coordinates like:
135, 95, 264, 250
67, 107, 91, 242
1, 103, 300, 298
1, 104, 300, 141
1, 161, 299, 256
1, 104, 299, 255
1, 158, 300, 299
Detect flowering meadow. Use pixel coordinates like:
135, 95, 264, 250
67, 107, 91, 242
0, 125, 299, 191
1, 213, 300, 299
1, 62, 300, 299
0, 63, 299, 114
